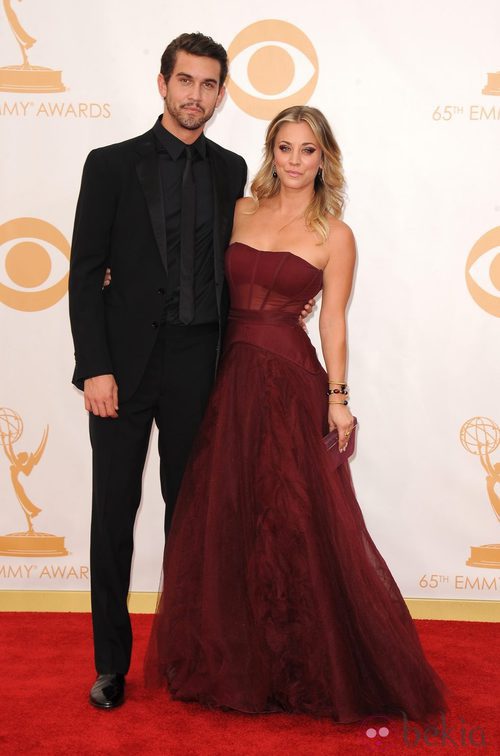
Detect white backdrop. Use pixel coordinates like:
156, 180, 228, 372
0, 0, 499, 608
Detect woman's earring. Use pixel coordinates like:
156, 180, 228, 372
272, 165, 277, 178
317, 167, 323, 181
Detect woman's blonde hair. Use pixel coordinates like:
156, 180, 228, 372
250, 105, 345, 242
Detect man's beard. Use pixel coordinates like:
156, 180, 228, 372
166, 98, 214, 131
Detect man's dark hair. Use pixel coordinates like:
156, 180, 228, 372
160, 33, 228, 87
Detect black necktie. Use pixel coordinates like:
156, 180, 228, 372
179, 145, 195, 324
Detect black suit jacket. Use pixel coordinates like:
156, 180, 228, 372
69, 127, 247, 401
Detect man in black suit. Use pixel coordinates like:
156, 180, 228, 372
69, 33, 247, 709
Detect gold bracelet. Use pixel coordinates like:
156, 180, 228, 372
328, 399, 349, 405
328, 381, 347, 385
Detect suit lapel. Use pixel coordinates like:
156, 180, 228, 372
135, 139, 168, 274
135, 137, 233, 282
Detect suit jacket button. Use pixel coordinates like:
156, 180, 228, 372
157, 288, 165, 295
152, 321, 159, 328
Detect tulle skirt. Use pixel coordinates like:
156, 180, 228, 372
145, 334, 447, 723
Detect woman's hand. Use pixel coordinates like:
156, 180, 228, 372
299, 298, 316, 331
328, 402, 354, 452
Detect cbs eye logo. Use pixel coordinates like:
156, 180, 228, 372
0, 218, 69, 312
227, 20, 318, 119
465, 227, 500, 317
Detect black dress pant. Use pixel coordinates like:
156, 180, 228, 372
89, 323, 218, 674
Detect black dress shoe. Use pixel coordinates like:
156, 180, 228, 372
89, 673, 125, 709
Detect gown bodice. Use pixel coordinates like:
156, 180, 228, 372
223, 243, 324, 374
226, 242, 323, 317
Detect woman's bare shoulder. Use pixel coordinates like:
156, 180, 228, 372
324, 216, 356, 264
327, 216, 355, 243
234, 196, 258, 215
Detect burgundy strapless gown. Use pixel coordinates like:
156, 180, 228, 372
145, 242, 446, 722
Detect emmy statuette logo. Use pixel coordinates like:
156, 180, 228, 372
482, 71, 500, 96
460, 417, 500, 569
0, 407, 68, 556
0, 0, 65, 93
227, 20, 318, 120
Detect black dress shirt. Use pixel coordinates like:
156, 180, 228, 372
153, 117, 217, 325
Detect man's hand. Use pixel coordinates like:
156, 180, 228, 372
103, 268, 111, 288
299, 298, 316, 331
84, 374, 119, 418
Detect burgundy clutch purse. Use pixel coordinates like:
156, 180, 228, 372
323, 418, 357, 468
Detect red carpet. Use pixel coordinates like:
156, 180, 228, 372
0, 613, 498, 755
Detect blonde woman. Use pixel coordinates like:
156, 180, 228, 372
146, 106, 446, 723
